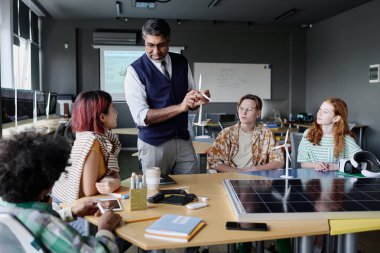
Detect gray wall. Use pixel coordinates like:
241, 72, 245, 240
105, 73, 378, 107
306, 0, 380, 156
41, 19, 306, 147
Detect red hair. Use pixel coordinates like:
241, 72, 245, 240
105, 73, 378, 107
307, 97, 355, 158
71, 90, 113, 134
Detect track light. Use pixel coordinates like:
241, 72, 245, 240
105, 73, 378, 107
208, 0, 220, 8
275, 8, 298, 22
116, 1, 122, 17
177, 19, 181, 25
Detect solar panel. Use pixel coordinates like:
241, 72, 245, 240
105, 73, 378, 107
224, 178, 380, 221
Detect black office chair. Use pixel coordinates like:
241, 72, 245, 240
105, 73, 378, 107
0, 213, 46, 253
54, 119, 75, 145
290, 132, 304, 169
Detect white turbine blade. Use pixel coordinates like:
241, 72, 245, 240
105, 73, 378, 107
284, 129, 289, 144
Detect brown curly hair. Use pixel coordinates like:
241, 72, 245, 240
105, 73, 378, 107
307, 97, 355, 158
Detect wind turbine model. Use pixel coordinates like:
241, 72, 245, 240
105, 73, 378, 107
193, 74, 207, 127
272, 129, 293, 178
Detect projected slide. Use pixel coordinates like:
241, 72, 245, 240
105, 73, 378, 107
96, 45, 184, 101
104, 50, 144, 100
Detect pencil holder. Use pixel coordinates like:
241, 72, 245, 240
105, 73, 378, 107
130, 188, 147, 211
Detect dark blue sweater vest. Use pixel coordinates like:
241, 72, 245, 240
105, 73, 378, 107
131, 53, 190, 146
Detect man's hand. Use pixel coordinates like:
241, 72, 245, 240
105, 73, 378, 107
71, 200, 99, 218
97, 210, 122, 231
96, 176, 121, 194
181, 90, 200, 112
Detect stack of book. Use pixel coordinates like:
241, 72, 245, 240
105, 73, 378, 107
144, 214, 206, 242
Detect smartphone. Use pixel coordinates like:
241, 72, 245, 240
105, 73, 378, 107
225, 221, 268, 231
97, 198, 123, 214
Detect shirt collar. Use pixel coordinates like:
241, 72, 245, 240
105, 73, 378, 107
0, 197, 54, 213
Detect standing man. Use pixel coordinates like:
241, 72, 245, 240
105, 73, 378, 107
125, 18, 210, 175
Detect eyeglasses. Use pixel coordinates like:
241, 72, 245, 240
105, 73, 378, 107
237, 106, 256, 113
145, 42, 168, 51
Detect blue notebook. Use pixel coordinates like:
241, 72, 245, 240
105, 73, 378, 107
145, 214, 202, 237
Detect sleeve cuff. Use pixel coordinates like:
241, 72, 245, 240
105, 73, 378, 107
96, 230, 116, 242
57, 206, 75, 222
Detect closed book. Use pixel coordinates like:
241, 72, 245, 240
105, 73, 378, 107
145, 221, 206, 242
145, 214, 202, 237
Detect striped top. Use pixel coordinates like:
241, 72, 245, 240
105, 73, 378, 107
52, 130, 121, 203
297, 129, 361, 164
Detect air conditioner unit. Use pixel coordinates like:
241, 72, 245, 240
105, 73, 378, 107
93, 32, 136, 45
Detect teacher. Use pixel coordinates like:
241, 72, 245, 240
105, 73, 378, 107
124, 18, 210, 176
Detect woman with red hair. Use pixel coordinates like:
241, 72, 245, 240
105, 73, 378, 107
297, 97, 361, 171
52, 90, 122, 234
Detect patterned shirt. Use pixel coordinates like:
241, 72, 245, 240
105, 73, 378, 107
207, 123, 284, 169
0, 198, 118, 253
297, 129, 362, 164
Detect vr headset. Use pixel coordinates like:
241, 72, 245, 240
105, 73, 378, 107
339, 151, 380, 174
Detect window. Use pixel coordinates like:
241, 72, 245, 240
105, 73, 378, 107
12, 0, 40, 91
13, 37, 31, 89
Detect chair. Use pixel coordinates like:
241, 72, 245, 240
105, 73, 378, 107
218, 114, 237, 130
290, 132, 304, 169
205, 113, 225, 138
0, 213, 45, 253
54, 119, 75, 145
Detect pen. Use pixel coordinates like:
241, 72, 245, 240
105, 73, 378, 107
126, 216, 161, 224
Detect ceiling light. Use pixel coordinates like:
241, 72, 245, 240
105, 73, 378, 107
275, 8, 298, 22
208, 0, 221, 8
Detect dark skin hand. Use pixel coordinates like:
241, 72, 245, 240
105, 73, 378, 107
97, 210, 122, 231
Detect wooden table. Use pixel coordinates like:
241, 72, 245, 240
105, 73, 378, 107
74, 173, 329, 251
112, 128, 139, 135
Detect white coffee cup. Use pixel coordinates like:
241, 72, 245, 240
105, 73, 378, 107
144, 167, 161, 190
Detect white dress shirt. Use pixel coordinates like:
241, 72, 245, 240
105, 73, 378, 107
124, 53, 195, 126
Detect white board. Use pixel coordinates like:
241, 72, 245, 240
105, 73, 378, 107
193, 63, 271, 102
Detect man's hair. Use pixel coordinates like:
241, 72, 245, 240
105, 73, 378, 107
0, 132, 71, 203
71, 90, 113, 134
142, 18, 171, 39
237, 94, 263, 111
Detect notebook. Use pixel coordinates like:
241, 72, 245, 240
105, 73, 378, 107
144, 214, 205, 242
145, 221, 206, 242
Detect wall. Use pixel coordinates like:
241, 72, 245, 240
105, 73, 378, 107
41, 19, 306, 147
306, 0, 380, 156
